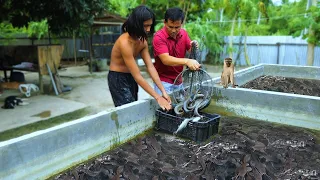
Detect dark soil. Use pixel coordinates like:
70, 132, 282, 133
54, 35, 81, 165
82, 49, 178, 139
240, 75, 320, 97
54, 117, 320, 180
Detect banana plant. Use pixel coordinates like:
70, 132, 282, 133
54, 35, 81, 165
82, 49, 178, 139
27, 19, 48, 39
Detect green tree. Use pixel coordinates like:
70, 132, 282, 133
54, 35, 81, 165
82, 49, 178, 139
185, 19, 224, 64
284, 0, 319, 66
106, 0, 139, 17
1, 0, 105, 36
27, 19, 48, 39
305, 0, 319, 66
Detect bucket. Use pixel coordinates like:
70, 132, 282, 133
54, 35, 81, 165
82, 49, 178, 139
10, 71, 25, 82
96, 58, 108, 71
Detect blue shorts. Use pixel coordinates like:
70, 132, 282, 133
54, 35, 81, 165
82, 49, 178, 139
154, 81, 182, 95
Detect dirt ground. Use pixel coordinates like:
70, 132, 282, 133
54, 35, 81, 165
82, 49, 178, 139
54, 116, 320, 180
240, 75, 320, 97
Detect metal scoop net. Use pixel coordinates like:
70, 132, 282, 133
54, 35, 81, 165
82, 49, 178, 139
172, 42, 213, 117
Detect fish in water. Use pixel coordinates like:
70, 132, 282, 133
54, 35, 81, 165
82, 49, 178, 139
174, 116, 201, 135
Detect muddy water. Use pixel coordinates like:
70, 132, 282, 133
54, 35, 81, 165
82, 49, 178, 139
54, 116, 320, 180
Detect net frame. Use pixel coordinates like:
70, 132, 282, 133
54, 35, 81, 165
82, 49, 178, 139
172, 68, 213, 104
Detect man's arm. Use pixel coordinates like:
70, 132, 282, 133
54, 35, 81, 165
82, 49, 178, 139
153, 33, 200, 70
140, 42, 171, 103
158, 53, 200, 71
120, 40, 171, 109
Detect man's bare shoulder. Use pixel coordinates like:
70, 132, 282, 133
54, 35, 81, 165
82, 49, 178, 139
115, 34, 129, 46
113, 34, 132, 52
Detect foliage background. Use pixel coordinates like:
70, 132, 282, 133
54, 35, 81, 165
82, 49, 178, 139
0, 0, 319, 65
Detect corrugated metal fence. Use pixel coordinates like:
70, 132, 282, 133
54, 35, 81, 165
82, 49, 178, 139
221, 36, 320, 66
1, 36, 319, 66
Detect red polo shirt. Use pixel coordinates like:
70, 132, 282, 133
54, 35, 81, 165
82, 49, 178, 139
153, 27, 191, 84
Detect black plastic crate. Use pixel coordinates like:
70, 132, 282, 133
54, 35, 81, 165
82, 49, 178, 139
155, 109, 220, 142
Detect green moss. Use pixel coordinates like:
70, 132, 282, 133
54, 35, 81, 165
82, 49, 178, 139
111, 111, 119, 129
202, 101, 237, 117
211, 89, 225, 101
0, 108, 90, 142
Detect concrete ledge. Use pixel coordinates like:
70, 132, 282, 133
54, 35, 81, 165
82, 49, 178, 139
0, 99, 157, 180
264, 64, 320, 80
212, 64, 320, 130
1, 64, 319, 180
212, 87, 320, 130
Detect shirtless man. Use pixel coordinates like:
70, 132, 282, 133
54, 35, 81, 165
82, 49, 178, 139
108, 5, 171, 110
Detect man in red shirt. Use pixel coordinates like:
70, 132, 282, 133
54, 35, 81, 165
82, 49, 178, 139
153, 7, 200, 95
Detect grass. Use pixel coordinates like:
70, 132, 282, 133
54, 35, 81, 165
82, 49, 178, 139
0, 107, 91, 142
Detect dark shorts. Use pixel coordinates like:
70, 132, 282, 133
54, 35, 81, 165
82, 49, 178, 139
108, 71, 138, 107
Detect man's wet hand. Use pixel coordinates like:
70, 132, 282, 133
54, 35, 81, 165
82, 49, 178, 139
162, 92, 172, 104
185, 59, 201, 71
156, 96, 172, 111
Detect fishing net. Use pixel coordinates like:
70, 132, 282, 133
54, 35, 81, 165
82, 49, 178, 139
172, 42, 214, 116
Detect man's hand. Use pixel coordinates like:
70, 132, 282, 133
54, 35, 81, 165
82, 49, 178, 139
162, 92, 172, 104
185, 59, 200, 71
156, 96, 172, 111
190, 40, 199, 49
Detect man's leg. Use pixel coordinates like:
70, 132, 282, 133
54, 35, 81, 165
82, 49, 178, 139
108, 71, 137, 107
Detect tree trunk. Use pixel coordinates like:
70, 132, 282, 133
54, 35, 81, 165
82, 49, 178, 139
183, 0, 191, 25
229, 13, 237, 58
244, 26, 251, 66
257, 12, 261, 25
219, 8, 224, 27
303, 0, 311, 34
306, 30, 315, 66
306, 0, 317, 66
89, 29, 93, 74
73, 31, 77, 65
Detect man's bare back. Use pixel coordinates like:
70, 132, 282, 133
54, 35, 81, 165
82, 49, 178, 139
109, 32, 146, 73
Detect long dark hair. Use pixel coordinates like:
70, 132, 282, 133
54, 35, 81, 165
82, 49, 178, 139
122, 5, 155, 42
164, 7, 185, 23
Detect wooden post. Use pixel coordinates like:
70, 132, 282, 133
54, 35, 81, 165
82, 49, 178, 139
276, 42, 280, 64
89, 29, 93, 74
38, 45, 64, 93
73, 31, 77, 65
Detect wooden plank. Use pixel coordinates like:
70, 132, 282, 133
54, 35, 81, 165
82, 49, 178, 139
38, 45, 64, 75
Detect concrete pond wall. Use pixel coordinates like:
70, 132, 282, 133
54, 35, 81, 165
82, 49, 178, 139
210, 64, 320, 130
0, 100, 158, 180
0, 64, 319, 179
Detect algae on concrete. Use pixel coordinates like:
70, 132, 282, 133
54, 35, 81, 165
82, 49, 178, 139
0, 108, 90, 142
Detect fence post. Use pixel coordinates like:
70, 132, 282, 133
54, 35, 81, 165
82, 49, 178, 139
276, 42, 280, 64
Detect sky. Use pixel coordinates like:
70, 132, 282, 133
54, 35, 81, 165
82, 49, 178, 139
272, 0, 302, 6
